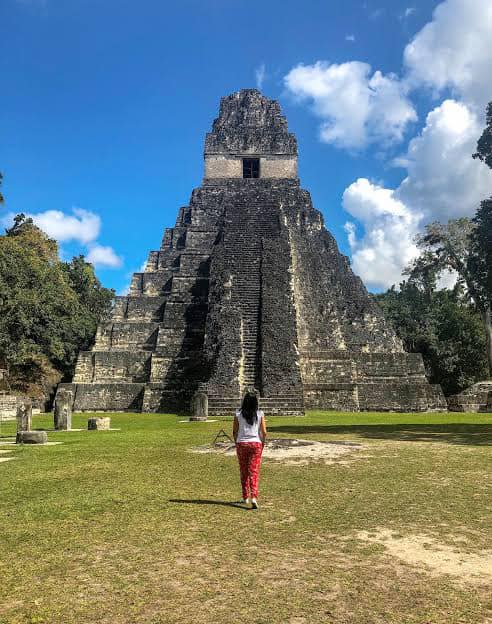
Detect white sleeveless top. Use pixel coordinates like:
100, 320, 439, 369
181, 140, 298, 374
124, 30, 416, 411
235, 409, 264, 443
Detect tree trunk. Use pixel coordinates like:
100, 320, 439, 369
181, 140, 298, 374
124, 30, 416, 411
481, 304, 492, 379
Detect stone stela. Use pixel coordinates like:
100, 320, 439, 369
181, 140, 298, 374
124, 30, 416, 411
190, 391, 208, 421
53, 389, 73, 430
15, 399, 48, 444
58, 89, 446, 416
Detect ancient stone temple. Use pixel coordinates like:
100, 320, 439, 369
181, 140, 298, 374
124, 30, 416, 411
60, 89, 446, 415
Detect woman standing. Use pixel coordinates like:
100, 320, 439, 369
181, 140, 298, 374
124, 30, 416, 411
233, 391, 267, 509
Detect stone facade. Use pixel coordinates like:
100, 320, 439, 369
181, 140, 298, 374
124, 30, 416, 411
0, 366, 18, 420
59, 89, 446, 415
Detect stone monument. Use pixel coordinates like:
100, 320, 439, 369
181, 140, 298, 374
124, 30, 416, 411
58, 89, 446, 415
15, 399, 47, 444
16, 399, 32, 433
190, 391, 208, 421
53, 388, 73, 430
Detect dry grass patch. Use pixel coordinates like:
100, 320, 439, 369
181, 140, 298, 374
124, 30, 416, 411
355, 528, 492, 586
192, 438, 365, 465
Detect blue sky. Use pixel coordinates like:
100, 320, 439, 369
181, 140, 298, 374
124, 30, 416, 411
1, 0, 491, 294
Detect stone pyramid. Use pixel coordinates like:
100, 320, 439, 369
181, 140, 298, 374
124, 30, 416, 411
61, 89, 446, 415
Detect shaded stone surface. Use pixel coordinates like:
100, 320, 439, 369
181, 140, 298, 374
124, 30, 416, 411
16, 400, 32, 432
54, 389, 73, 430
0, 365, 19, 420
16, 430, 48, 444
88, 417, 111, 430
447, 381, 492, 412
59, 89, 445, 415
0, 395, 18, 421
190, 391, 208, 421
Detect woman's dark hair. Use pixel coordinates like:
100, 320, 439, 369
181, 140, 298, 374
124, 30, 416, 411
241, 392, 258, 425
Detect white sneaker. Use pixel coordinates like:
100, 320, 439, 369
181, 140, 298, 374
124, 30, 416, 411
240, 498, 250, 505
251, 498, 259, 509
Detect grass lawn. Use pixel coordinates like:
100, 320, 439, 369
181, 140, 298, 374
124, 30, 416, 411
0, 411, 491, 624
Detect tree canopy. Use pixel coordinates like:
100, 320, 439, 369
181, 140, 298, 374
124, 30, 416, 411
403, 217, 491, 379
377, 282, 487, 396
0, 214, 114, 401
473, 101, 492, 170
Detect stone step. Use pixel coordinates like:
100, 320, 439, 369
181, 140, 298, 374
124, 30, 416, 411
207, 397, 305, 405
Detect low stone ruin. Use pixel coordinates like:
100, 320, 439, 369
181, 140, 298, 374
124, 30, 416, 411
447, 381, 492, 412
88, 417, 111, 430
16, 430, 48, 444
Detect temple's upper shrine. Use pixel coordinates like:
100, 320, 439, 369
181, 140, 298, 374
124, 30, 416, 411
204, 89, 298, 180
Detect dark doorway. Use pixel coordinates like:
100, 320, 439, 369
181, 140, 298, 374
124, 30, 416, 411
243, 158, 260, 178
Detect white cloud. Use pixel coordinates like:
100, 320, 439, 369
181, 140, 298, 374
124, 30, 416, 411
342, 100, 492, 289
1, 206, 123, 272
397, 100, 492, 221
1, 207, 100, 244
404, 0, 492, 111
255, 63, 266, 90
27, 207, 101, 244
283, 0, 492, 290
284, 0, 492, 155
343, 178, 421, 289
86, 244, 123, 269
284, 61, 416, 150
345, 34, 356, 42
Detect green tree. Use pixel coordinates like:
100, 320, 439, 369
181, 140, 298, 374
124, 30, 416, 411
405, 218, 491, 378
0, 215, 114, 400
473, 101, 492, 169
377, 282, 487, 395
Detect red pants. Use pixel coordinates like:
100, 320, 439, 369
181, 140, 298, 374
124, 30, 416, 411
236, 442, 263, 499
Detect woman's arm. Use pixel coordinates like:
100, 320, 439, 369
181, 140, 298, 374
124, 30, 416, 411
260, 413, 267, 445
233, 415, 239, 443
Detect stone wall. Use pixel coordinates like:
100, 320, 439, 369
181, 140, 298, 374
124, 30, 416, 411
204, 155, 298, 179
0, 394, 19, 420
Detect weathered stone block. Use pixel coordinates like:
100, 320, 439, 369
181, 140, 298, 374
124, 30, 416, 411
16, 430, 47, 444
447, 381, 492, 412
0, 395, 18, 420
88, 417, 111, 430
190, 392, 208, 421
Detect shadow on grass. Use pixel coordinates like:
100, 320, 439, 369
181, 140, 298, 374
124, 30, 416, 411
169, 499, 250, 510
268, 424, 492, 446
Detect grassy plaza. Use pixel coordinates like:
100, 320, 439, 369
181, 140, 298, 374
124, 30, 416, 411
0, 411, 491, 624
